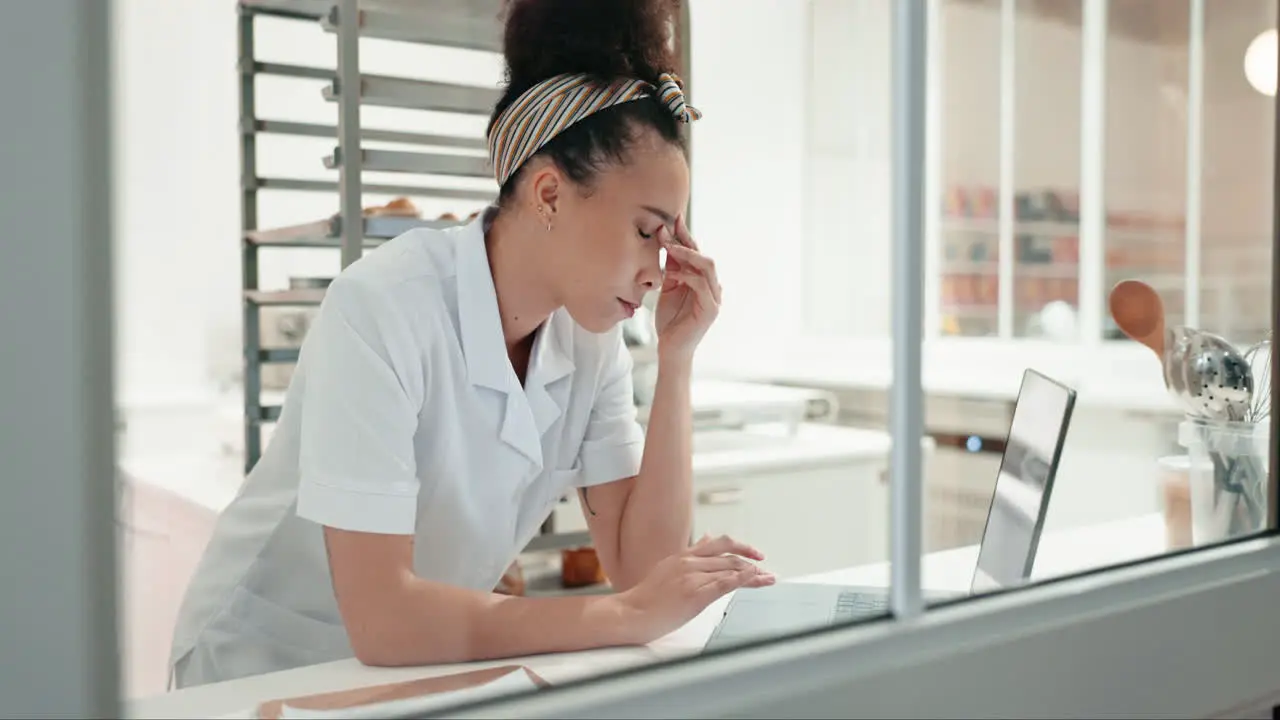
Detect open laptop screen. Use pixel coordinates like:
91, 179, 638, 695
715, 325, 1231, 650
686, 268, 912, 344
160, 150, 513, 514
971, 369, 1076, 593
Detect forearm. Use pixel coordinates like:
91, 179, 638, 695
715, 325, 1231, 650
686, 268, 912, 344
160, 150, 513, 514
615, 357, 695, 587
350, 572, 635, 666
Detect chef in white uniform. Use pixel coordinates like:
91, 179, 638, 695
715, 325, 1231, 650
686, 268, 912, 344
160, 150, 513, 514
168, 0, 774, 689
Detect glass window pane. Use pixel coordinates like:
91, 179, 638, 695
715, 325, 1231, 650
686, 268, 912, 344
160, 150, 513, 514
1011, 0, 1084, 341
926, 0, 1277, 616
1102, 0, 1190, 339
102, 0, 1278, 716
939, 0, 1003, 338
124, 0, 916, 711
1201, 0, 1275, 344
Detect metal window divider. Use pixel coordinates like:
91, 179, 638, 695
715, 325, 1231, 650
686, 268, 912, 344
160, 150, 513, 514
1269, 0, 1279, 530
889, 0, 928, 621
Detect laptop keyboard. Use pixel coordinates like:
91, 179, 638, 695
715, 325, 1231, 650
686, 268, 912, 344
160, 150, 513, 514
834, 591, 890, 621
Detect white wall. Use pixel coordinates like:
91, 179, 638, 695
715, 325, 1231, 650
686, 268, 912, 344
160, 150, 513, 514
801, 0, 894, 338
111, 0, 240, 409
687, 0, 810, 347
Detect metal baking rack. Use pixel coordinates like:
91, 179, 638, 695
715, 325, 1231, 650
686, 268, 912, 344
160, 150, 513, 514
237, 0, 692, 559
237, 0, 502, 472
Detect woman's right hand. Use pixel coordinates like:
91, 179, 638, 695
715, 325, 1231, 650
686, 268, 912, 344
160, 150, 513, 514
612, 535, 775, 644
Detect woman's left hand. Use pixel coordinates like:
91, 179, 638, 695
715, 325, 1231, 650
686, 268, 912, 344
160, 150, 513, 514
654, 216, 721, 364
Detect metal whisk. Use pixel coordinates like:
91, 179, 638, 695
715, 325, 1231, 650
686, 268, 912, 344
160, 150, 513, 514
1244, 334, 1271, 423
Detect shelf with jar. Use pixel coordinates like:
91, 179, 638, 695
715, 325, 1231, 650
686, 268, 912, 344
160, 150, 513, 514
938, 184, 1186, 339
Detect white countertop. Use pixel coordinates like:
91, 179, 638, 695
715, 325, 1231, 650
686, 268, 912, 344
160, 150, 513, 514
127, 512, 1169, 719
119, 420, 897, 517
693, 335, 1180, 414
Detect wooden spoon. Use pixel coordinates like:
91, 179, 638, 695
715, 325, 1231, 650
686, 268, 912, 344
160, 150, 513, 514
1108, 279, 1166, 358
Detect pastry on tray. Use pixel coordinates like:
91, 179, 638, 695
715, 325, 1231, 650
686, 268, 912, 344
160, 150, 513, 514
362, 197, 421, 217
561, 547, 607, 588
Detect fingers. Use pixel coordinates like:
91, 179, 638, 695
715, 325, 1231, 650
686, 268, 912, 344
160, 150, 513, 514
696, 567, 777, 603
656, 223, 722, 304
663, 242, 713, 275
655, 225, 673, 255
665, 269, 718, 309
663, 244, 721, 304
689, 534, 765, 562
674, 215, 699, 252
684, 553, 759, 575
681, 536, 775, 604
655, 227, 682, 290
741, 572, 777, 589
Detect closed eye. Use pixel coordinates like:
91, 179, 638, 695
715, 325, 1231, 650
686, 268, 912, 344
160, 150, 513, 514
637, 227, 655, 240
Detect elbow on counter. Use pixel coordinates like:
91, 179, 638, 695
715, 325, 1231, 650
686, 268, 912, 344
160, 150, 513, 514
344, 615, 410, 668
345, 618, 472, 669
348, 632, 404, 668
340, 599, 478, 668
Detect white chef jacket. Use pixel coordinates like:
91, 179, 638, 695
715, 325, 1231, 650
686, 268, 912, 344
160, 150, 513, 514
169, 208, 646, 688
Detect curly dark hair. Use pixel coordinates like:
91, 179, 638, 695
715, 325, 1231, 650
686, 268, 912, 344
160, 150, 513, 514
489, 0, 689, 201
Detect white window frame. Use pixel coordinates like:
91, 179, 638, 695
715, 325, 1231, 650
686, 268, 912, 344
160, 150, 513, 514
6, 0, 1275, 717
448, 537, 1280, 718
0, 0, 121, 716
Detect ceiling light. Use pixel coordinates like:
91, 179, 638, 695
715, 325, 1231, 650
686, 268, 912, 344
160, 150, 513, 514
1243, 28, 1276, 97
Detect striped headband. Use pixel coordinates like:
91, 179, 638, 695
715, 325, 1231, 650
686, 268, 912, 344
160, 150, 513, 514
487, 72, 702, 187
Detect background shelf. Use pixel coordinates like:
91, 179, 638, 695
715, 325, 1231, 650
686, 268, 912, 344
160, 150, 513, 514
322, 73, 501, 115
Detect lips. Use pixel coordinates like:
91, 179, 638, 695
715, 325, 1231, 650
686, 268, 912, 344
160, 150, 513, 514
618, 298, 640, 317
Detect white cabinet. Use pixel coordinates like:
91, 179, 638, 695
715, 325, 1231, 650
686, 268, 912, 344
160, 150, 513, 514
117, 464, 226, 698
1042, 405, 1175, 533
696, 458, 890, 578
802, 381, 1175, 549
552, 423, 896, 579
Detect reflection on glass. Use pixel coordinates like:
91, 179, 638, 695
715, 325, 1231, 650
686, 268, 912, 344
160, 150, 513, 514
1101, 0, 1189, 340
1200, 0, 1275, 344
1012, 0, 1084, 340
936, 0, 1092, 340
938, 0, 1003, 337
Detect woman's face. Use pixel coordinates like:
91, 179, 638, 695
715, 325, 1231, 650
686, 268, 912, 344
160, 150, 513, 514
533, 131, 691, 334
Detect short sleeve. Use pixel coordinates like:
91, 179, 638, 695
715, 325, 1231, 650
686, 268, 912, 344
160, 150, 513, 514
575, 334, 646, 488
294, 279, 425, 535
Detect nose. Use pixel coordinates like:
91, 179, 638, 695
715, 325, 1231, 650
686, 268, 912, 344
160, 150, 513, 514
637, 246, 663, 290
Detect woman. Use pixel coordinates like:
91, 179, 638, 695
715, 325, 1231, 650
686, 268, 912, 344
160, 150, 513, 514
168, 0, 773, 689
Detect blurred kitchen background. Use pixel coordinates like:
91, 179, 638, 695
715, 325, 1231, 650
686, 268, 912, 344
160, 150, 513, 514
112, 0, 1275, 698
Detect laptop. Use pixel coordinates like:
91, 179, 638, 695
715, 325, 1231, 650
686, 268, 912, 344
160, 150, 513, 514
703, 368, 1078, 652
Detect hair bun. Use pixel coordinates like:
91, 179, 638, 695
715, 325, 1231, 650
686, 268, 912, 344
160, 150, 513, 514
500, 0, 679, 93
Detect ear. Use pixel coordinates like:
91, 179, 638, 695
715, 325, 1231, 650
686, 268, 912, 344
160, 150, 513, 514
530, 166, 564, 217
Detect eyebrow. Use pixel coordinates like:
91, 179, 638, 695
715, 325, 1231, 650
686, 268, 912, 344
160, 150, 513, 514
641, 205, 675, 225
